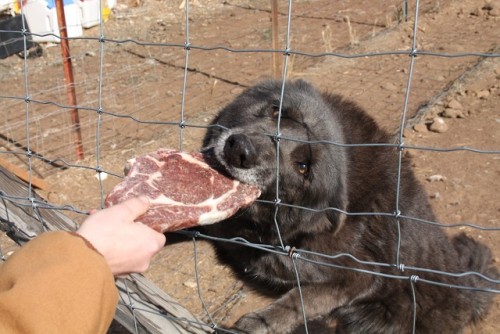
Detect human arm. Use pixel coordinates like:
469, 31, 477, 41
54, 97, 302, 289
0, 231, 118, 333
0, 196, 165, 333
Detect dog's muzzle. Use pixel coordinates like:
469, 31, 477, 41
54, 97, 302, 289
223, 133, 258, 169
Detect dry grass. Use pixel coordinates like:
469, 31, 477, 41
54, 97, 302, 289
345, 16, 359, 46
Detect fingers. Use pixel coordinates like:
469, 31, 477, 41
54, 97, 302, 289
116, 197, 165, 246
108, 196, 151, 220
156, 227, 166, 246
147, 224, 167, 249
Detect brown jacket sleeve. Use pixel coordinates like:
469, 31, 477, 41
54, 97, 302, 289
0, 231, 119, 333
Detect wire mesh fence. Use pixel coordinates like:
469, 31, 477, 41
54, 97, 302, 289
0, 0, 499, 333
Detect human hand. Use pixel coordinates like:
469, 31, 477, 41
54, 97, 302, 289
77, 196, 166, 276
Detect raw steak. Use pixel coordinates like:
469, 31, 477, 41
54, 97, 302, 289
104, 149, 261, 232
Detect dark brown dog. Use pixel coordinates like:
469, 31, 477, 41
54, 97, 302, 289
201, 80, 498, 333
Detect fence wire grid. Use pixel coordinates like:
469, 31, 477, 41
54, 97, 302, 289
0, 0, 499, 333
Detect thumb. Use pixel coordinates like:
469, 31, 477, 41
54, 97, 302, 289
112, 196, 151, 220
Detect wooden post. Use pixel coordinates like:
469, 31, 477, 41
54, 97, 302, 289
271, 0, 280, 78
55, 0, 84, 160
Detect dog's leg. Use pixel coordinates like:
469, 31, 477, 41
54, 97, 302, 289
228, 284, 349, 334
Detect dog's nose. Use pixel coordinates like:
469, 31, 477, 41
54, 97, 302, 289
224, 134, 257, 168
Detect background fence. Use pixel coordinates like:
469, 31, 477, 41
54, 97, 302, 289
0, 0, 499, 333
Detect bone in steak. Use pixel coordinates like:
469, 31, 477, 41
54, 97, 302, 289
104, 149, 261, 232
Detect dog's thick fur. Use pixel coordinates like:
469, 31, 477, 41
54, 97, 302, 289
201, 80, 497, 334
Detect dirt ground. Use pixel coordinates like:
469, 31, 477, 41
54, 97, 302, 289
0, 0, 498, 332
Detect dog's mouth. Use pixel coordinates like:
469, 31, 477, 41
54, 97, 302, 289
201, 146, 232, 178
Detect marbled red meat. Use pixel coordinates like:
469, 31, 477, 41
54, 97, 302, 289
104, 149, 261, 232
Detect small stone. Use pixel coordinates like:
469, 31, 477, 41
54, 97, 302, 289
426, 105, 443, 119
403, 128, 414, 138
490, 8, 500, 16
413, 123, 428, 133
477, 90, 490, 99
484, 0, 500, 11
95, 172, 109, 181
483, 2, 494, 11
427, 174, 447, 182
470, 7, 483, 16
429, 117, 448, 133
446, 98, 463, 110
442, 108, 466, 118
381, 82, 398, 91
405, 150, 415, 159
183, 280, 197, 289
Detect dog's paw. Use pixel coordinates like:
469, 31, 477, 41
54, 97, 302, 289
212, 328, 245, 334
211, 313, 273, 334
228, 312, 276, 334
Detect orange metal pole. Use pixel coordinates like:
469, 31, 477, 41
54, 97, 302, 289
55, 0, 84, 160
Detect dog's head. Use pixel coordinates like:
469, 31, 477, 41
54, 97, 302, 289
202, 80, 348, 235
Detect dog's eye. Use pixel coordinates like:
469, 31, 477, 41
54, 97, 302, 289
271, 104, 287, 119
297, 162, 309, 175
